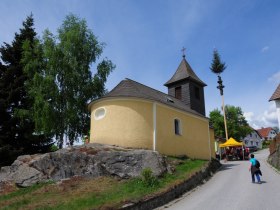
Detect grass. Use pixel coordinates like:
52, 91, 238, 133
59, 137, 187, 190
0, 158, 207, 210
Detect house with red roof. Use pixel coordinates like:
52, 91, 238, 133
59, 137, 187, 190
257, 127, 278, 141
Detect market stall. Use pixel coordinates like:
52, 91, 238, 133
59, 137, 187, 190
219, 137, 245, 160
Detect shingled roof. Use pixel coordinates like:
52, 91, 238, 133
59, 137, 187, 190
269, 84, 280, 101
164, 56, 206, 87
89, 78, 205, 118
257, 127, 276, 138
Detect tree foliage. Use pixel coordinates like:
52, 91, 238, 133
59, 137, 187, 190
210, 49, 226, 75
209, 105, 252, 140
22, 14, 115, 148
0, 15, 53, 166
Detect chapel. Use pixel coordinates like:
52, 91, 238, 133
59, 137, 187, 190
88, 54, 215, 160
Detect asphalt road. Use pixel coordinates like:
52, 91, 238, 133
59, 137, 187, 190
157, 149, 280, 210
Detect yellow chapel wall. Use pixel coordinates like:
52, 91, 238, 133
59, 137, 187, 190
89, 98, 215, 160
209, 127, 216, 158
156, 104, 213, 160
89, 99, 153, 149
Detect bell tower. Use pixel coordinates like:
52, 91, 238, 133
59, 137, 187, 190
164, 51, 207, 116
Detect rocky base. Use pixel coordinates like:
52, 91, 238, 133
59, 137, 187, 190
268, 134, 280, 170
0, 143, 168, 187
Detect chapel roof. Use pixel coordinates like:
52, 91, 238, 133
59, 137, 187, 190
89, 78, 205, 118
269, 84, 280, 101
164, 56, 206, 87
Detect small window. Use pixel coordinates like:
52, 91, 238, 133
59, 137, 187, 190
174, 119, 181, 135
175, 86, 182, 100
94, 107, 106, 120
194, 87, 200, 100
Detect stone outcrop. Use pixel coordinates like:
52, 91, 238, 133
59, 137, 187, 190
268, 133, 280, 169
0, 144, 168, 187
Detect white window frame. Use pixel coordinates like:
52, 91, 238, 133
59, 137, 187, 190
94, 107, 106, 120
174, 118, 182, 135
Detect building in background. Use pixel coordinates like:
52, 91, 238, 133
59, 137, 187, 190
257, 127, 278, 141
269, 84, 280, 130
243, 128, 263, 149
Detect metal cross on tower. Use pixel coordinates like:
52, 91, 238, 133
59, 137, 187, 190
181, 47, 186, 58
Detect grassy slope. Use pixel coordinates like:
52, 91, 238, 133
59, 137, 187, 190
0, 159, 206, 210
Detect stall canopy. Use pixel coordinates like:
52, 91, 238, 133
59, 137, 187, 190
219, 137, 243, 147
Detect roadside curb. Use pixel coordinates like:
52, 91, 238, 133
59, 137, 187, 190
120, 159, 221, 210
266, 159, 280, 175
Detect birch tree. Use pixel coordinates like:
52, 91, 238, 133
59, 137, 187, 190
23, 14, 115, 148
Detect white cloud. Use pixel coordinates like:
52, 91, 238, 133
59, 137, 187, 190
244, 104, 278, 129
244, 112, 260, 129
268, 71, 280, 83
262, 108, 278, 125
261, 46, 269, 53
244, 112, 254, 122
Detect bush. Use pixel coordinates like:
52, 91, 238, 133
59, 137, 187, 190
141, 168, 159, 187
50, 145, 59, 152
262, 140, 270, 149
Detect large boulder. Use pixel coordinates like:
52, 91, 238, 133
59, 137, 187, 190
0, 144, 168, 187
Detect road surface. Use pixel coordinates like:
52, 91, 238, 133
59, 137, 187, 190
157, 149, 280, 210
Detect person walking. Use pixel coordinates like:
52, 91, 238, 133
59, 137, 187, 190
249, 153, 262, 184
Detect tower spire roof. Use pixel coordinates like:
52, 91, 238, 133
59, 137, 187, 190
164, 56, 206, 87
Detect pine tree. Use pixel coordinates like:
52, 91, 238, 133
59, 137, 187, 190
0, 15, 52, 166
210, 49, 226, 74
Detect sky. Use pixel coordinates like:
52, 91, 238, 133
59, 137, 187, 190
1, 0, 280, 130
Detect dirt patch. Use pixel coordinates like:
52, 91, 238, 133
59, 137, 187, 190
0, 181, 18, 195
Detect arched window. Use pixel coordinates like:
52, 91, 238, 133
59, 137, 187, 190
174, 119, 181, 135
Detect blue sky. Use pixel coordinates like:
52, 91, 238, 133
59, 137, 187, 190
1, 0, 279, 129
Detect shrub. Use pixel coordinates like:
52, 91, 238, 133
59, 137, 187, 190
50, 145, 59, 152
262, 140, 270, 149
141, 168, 159, 187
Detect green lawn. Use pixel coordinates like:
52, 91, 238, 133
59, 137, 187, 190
0, 158, 206, 210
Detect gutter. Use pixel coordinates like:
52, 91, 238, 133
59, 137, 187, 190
153, 103, 157, 151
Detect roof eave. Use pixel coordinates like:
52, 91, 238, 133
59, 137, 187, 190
88, 95, 207, 119
164, 77, 207, 87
